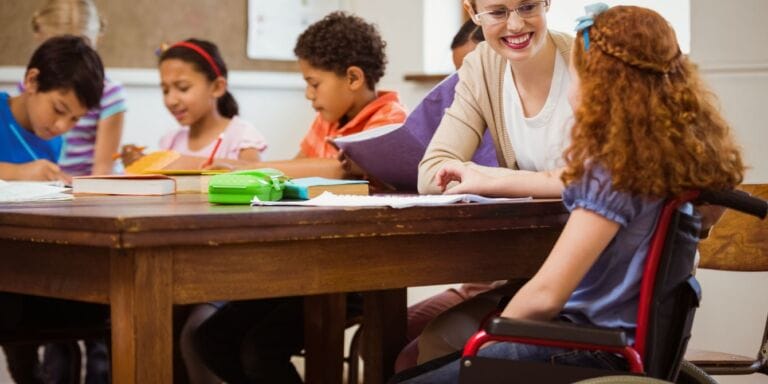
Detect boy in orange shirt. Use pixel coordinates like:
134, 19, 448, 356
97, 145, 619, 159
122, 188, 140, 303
178, 12, 406, 384
295, 12, 406, 159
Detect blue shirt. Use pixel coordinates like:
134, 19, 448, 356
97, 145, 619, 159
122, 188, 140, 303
560, 166, 697, 339
0, 92, 62, 164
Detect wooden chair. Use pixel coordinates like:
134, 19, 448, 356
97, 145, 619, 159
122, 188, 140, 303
683, 184, 768, 377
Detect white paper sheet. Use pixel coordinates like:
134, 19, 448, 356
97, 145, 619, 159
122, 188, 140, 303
0, 180, 73, 203
252, 191, 531, 209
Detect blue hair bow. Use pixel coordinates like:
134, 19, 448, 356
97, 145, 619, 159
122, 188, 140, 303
575, 2, 609, 51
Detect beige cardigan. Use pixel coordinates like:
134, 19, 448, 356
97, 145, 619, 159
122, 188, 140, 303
417, 31, 573, 194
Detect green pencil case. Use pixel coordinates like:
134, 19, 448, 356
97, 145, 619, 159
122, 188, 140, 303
208, 168, 287, 204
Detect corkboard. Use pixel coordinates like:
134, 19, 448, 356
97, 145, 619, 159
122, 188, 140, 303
0, 0, 298, 71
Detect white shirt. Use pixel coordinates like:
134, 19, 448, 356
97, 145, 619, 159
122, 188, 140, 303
503, 52, 573, 172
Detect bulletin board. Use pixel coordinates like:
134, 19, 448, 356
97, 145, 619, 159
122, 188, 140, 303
0, 0, 344, 71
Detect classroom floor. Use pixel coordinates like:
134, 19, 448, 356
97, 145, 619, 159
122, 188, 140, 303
1, 348, 767, 383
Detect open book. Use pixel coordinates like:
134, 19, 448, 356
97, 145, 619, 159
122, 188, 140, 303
331, 124, 424, 192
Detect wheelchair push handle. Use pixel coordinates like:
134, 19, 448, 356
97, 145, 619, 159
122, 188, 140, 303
697, 189, 767, 219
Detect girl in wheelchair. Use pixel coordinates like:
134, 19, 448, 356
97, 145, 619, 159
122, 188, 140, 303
395, 3, 746, 383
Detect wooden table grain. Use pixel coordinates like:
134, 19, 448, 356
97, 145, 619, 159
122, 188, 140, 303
0, 194, 567, 383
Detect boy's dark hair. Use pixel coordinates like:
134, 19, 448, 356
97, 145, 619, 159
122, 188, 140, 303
294, 11, 386, 90
27, 35, 104, 110
159, 38, 238, 118
451, 19, 485, 50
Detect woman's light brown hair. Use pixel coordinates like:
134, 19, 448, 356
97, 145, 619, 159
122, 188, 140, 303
562, 5, 744, 197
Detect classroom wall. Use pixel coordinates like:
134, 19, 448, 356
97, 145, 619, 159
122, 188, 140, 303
0, 0, 438, 160
686, 2, 768, 383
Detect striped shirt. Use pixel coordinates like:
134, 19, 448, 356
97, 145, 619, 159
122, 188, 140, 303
17, 78, 127, 175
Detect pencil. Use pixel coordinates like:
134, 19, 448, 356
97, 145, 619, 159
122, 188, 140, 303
112, 146, 146, 160
202, 134, 223, 168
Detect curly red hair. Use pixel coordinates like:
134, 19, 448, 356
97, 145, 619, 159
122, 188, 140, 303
562, 6, 744, 198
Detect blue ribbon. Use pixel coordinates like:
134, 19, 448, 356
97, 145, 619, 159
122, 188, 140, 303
574, 2, 609, 51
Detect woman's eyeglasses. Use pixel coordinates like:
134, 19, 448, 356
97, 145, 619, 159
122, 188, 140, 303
472, 1, 549, 25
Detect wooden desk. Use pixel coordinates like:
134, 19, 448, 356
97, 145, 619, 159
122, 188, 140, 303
0, 194, 567, 383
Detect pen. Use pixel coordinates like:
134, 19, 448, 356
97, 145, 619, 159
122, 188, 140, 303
202, 134, 223, 168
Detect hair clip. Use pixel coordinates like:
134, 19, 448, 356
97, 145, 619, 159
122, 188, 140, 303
575, 2, 609, 51
155, 42, 170, 57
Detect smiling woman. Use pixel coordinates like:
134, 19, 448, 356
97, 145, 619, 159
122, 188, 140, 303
405, 0, 577, 372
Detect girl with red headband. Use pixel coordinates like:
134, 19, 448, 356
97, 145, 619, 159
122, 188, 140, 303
157, 38, 267, 164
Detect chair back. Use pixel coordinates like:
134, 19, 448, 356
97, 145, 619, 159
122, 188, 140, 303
697, 184, 768, 271
635, 193, 701, 380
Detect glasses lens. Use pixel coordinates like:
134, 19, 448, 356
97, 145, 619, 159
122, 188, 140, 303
517, 2, 543, 18
478, 9, 509, 25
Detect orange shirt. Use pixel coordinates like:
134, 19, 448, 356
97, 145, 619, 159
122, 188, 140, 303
300, 91, 407, 158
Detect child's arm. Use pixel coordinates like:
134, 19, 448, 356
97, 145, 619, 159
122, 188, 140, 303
91, 112, 125, 175
0, 160, 68, 182
501, 208, 620, 320
436, 162, 564, 198
238, 148, 262, 162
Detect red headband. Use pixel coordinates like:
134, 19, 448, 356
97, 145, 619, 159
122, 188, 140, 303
170, 41, 223, 78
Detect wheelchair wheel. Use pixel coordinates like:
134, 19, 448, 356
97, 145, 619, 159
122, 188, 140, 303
573, 375, 672, 383
676, 360, 718, 384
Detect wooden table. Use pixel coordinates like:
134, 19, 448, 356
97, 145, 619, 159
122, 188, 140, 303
0, 194, 567, 383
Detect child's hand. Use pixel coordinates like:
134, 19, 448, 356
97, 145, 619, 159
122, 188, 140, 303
200, 161, 236, 171
118, 144, 146, 167
435, 163, 489, 195
17, 159, 66, 181
337, 150, 365, 179
336, 150, 395, 193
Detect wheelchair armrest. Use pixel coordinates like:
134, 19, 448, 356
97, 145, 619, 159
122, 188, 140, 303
462, 317, 644, 373
484, 317, 629, 348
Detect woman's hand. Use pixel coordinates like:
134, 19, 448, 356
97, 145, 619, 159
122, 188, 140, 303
435, 163, 490, 194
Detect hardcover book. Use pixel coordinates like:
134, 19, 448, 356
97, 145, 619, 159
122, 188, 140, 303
283, 177, 369, 200
72, 174, 176, 195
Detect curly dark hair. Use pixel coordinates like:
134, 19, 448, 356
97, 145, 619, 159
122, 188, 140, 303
294, 11, 386, 90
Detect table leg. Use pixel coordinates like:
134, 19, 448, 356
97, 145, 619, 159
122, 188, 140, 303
304, 293, 346, 384
110, 249, 173, 384
363, 288, 407, 384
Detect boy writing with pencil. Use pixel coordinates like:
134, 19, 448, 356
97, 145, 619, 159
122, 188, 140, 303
0, 35, 104, 182
178, 12, 407, 383
0, 34, 107, 383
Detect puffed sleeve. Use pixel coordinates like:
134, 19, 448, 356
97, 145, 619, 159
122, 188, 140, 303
562, 166, 644, 226
232, 117, 268, 153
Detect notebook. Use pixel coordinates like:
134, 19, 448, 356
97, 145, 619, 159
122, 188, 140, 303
330, 124, 423, 191
124, 150, 181, 175
72, 174, 176, 195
